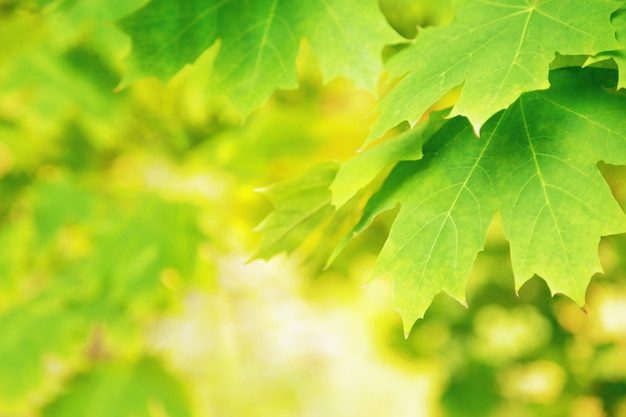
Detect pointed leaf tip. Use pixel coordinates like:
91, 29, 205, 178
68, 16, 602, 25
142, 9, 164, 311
330, 126, 426, 208
254, 163, 338, 260
357, 69, 626, 334
372, 0, 621, 139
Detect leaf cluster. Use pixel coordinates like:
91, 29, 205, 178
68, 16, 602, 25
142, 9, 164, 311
2, 0, 626, 415
117, 0, 626, 332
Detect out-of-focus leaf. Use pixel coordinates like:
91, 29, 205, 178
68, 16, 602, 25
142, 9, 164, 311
255, 162, 338, 260
32, 176, 96, 246
42, 358, 192, 417
89, 194, 202, 314
0, 171, 206, 408
0, 45, 128, 159
0, 305, 88, 412
29, 175, 203, 315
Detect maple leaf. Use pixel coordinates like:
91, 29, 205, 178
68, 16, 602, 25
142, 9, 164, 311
116, 0, 400, 117
353, 68, 626, 333
255, 162, 338, 260
255, 114, 446, 260
368, 0, 622, 141
330, 112, 447, 208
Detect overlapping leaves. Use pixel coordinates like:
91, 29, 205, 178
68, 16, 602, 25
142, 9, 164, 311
258, 68, 626, 332
113, 0, 626, 335
372, 69, 626, 331
116, 0, 400, 117
117, 0, 625, 142
255, 121, 441, 260
369, 0, 622, 140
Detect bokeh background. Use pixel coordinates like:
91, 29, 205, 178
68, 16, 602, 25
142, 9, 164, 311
1, 0, 626, 416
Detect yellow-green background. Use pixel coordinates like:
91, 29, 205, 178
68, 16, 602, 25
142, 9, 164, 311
1, 0, 625, 416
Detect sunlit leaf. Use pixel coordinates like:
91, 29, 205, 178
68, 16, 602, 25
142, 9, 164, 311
331, 112, 447, 208
117, 0, 400, 117
354, 68, 626, 331
369, 0, 621, 140
255, 162, 338, 259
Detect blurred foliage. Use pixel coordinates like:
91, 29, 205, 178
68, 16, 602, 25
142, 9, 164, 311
0, 0, 625, 416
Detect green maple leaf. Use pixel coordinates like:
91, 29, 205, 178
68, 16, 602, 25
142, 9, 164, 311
330, 112, 447, 208
255, 162, 338, 260
255, 114, 446, 259
116, 0, 400, 117
586, 7, 626, 90
369, 0, 622, 141
354, 68, 626, 333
